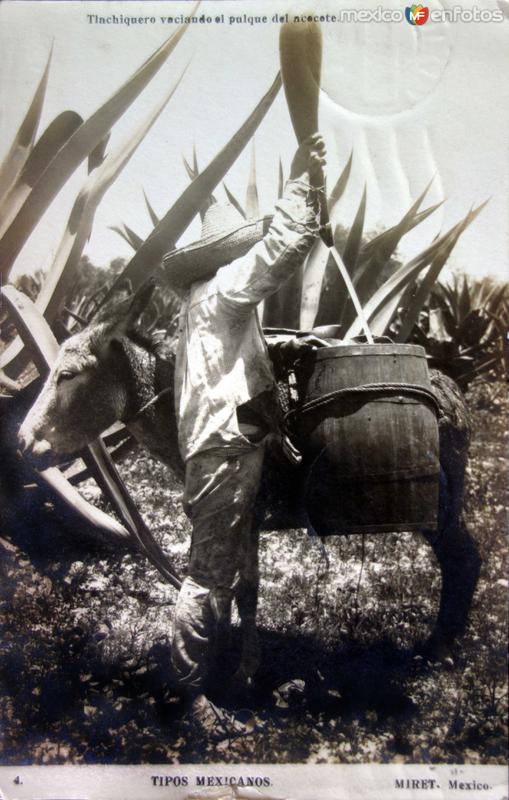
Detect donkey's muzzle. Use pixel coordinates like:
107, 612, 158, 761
18, 425, 55, 467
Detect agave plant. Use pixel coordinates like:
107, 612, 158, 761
0, 13, 284, 572
0, 18, 199, 381
410, 274, 509, 390
110, 140, 488, 364
259, 158, 485, 346
1, 16, 282, 374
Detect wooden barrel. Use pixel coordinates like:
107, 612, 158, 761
292, 343, 440, 535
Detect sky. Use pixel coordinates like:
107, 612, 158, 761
0, 0, 508, 286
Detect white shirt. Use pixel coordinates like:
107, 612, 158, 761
174, 180, 318, 462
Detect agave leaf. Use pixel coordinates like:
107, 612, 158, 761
143, 189, 160, 227
358, 251, 450, 340
327, 150, 353, 209
110, 223, 131, 248
348, 199, 444, 329
352, 200, 444, 300
101, 72, 282, 304
397, 254, 457, 343
245, 139, 259, 218
182, 153, 197, 181
0, 111, 84, 235
428, 307, 453, 342
183, 148, 215, 218
41, 66, 189, 325
300, 242, 332, 329
1, 69, 186, 377
479, 320, 504, 349
346, 227, 458, 340
440, 301, 461, 340
486, 280, 508, 308
439, 278, 457, 310
432, 281, 458, 331
300, 154, 354, 329
0, 49, 51, 200
88, 134, 110, 173
192, 142, 199, 176
342, 184, 367, 274
485, 282, 509, 319
278, 157, 284, 199
121, 223, 145, 251
82, 281, 116, 322
458, 272, 472, 322
347, 203, 485, 339
312, 239, 344, 329
329, 247, 373, 342
412, 201, 446, 230
356, 178, 435, 274
472, 277, 497, 311
0, 14, 196, 279
395, 204, 488, 343
455, 309, 491, 347
110, 223, 144, 251
223, 183, 246, 218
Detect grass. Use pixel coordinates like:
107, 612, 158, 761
0, 385, 507, 765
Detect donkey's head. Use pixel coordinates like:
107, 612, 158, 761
18, 281, 157, 465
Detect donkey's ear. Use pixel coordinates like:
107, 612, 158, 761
94, 278, 156, 341
124, 278, 156, 330
106, 278, 156, 336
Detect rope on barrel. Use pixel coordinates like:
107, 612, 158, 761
285, 382, 441, 424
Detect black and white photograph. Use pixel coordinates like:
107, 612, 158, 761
0, 1, 507, 797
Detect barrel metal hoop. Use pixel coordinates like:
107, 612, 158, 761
286, 382, 441, 423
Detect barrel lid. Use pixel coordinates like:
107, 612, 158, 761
313, 343, 427, 361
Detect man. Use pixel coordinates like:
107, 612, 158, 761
163, 133, 326, 727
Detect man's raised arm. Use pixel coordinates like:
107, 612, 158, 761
216, 134, 326, 311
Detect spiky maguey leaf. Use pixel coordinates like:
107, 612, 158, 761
0, 13, 196, 279
101, 72, 282, 307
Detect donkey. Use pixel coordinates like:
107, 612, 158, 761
18, 283, 481, 679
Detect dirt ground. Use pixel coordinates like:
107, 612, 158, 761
0, 385, 507, 765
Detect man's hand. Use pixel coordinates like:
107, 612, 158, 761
284, 334, 331, 354
289, 133, 326, 184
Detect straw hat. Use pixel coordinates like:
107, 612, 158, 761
163, 202, 273, 289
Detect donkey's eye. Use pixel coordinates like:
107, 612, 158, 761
57, 370, 77, 384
